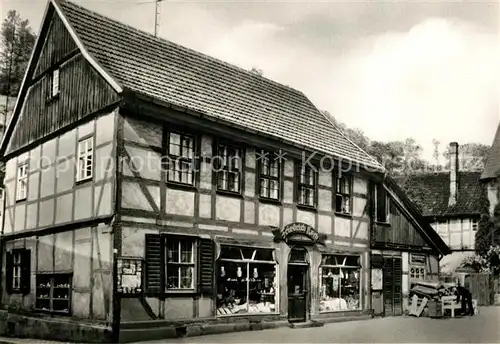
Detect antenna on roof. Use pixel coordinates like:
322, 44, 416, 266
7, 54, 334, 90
154, 0, 163, 37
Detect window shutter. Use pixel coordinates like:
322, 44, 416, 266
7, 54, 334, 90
5, 251, 13, 294
20, 249, 31, 295
145, 234, 163, 296
393, 258, 403, 316
383, 257, 394, 316
198, 239, 214, 295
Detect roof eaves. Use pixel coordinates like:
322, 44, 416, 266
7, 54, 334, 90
384, 175, 451, 256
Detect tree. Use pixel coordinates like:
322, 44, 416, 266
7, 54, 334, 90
0, 10, 36, 97
442, 142, 490, 172
475, 213, 494, 257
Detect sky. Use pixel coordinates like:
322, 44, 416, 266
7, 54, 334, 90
1, 0, 500, 162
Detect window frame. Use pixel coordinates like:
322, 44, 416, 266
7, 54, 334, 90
165, 236, 197, 292
375, 184, 390, 223
216, 245, 279, 316
257, 149, 281, 201
49, 68, 60, 99
215, 143, 243, 195
297, 162, 317, 208
35, 273, 72, 315
12, 251, 22, 292
319, 254, 362, 313
410, 254, 426, 282
334, 173, 352, 215
16, 162, 28, 201
7, 248, 30, 294
166, 131, 196, 186
472, 218, 478, 231
76, 136, 94, 182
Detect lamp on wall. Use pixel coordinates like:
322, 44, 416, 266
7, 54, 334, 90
237, 266, 242, 278
221, 265, 226, 277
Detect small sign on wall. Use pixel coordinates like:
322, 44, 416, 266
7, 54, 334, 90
117, 257, 143, 296
371, 268, 383, 290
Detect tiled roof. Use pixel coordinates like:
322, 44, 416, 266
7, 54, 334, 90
396, 172, 486, 217
481, 123, 500, 181
56, 0, 383, 171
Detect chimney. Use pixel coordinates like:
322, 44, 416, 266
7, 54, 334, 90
449, 142, 459, 206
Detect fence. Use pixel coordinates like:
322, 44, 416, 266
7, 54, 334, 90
465, 273, 491, 306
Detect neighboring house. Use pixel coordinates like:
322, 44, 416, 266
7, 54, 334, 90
0, 0, 449, 342
397, 142, 487, 273
369, 177, 450, 317
480, 123, 500, 240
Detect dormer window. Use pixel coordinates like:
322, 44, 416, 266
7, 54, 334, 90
50, 69, 60, 98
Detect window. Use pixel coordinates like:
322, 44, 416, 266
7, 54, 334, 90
16, 163, 28, 201
50, 69, 60, 98
166, 238, 195, 290
410, 254, 426, 283
216, 145, 242, 193
472, 219, 478, 231
376, 184, 390, 223
6, 248, 30, 294
145, 234, 211, 295
77, 137, 93, 182
335, 174, 351, 214
298, 163, 316, 207
167, 132, 195, 185
12, 251, 21, 290
258, 150, 280, 200
36, 274, 71, 315
437, 220, 448, 234
216, 245, 278, 315
319, 254, 361, 312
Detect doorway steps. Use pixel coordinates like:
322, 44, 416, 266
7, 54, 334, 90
289, 320, 324, 329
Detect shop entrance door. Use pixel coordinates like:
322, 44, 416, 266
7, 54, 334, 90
287, 247, 309, 323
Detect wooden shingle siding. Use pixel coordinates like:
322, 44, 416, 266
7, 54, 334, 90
7, 53, 120, 155
373, 198, 429, 249
33, 12, 78, 78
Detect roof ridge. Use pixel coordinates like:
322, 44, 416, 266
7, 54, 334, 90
59, 0, 303, 95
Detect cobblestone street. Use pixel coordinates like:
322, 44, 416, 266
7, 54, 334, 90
137, 306, 500, 344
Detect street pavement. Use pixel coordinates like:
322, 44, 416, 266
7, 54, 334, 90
135, 306, 500, 343
0, 306, 498, 343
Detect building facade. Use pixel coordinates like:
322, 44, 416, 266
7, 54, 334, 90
398, 142, 486, 273
0, 0, 449, 342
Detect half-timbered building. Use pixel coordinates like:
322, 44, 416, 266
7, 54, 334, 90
398, 142, 487, 274
0, 0, 449, 342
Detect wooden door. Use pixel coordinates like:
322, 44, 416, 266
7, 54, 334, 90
382, 256, 402, 316
287, 264, 308, 322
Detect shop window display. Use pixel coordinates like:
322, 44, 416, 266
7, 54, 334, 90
216, 245, 278, 316
319, 254, 361, 312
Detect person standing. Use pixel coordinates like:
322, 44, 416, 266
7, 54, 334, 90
456, 281, 474, 316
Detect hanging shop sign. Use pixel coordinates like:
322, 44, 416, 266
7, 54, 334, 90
272, 222, 326, 244
117, 257, 143, 296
